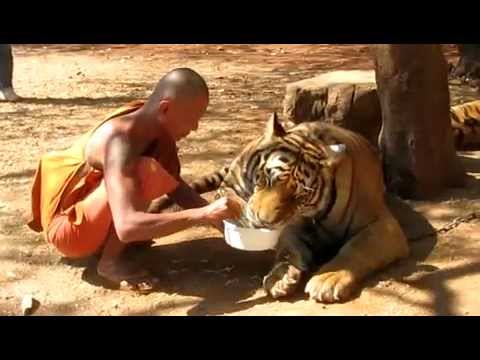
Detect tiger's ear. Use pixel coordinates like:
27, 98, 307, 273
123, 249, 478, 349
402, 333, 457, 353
324, 143, 348, 168
265, 112, 286, 139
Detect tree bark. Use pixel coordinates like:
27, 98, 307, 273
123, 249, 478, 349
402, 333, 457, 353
373, 44, 465, 199
450, 44, 480, 85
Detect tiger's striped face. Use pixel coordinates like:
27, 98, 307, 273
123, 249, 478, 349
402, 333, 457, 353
242, 114, 345, 229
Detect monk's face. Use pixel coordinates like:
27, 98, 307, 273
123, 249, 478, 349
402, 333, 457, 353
163, 95, 208, 141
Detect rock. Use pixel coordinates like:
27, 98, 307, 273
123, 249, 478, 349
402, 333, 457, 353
21, 294, 39, 316
283, 70, 382, 146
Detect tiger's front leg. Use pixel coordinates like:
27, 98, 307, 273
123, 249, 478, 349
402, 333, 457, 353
263, 225, 314, 299
263, 262, 303, 299
305, 211, 409, 303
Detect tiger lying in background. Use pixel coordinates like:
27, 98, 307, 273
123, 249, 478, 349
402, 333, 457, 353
151, 113, 410, 303
450, 100, 480, 150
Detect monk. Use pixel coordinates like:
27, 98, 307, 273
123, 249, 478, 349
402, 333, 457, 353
28, 68, 241, 292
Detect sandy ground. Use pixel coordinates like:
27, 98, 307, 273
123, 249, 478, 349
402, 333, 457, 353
1, 44, 480, 316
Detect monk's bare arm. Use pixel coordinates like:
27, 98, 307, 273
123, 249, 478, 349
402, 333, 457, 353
103, 134, 223, 243
148, 139, 209, 209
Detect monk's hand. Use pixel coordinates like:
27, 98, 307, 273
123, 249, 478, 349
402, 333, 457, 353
203, 195, 243, 232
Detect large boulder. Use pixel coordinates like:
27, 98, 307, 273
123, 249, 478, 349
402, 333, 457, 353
283, 70, 382, 146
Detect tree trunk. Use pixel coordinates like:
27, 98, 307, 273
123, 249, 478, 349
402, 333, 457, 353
450, 44, 480, 85
373, 44, 465, 199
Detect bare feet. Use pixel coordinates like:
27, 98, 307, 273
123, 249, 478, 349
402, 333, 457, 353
0, 87, 21, 102
129, 239, 155, 251
97, 224, 159, 293
97, 255, 160, 294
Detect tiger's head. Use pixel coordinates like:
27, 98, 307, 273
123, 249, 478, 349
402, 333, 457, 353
245, 113, 347, 229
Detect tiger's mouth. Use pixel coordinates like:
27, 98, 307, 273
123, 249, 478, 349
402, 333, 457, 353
244, 201, 300, 230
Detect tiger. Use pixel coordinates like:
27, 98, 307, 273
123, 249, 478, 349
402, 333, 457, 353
150, 112, 409, 303
450, 100, 480, 150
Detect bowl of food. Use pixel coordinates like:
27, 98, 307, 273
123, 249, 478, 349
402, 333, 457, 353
223, 220, 281, 251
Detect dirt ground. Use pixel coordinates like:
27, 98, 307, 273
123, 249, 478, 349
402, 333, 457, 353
1, 44, 480, 316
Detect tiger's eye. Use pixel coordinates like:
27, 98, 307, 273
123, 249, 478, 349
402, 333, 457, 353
256, 173, 267, 187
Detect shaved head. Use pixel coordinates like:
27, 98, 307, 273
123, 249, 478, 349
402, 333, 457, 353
145, 68, 210, 141
147, 68, 209, 105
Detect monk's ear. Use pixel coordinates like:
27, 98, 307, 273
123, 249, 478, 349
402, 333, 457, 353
265, 112, 286, 139
324, 143, 348, 169
158, 99, 170, 116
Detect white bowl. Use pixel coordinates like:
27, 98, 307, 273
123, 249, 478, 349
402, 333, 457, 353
223, 220, 281, 251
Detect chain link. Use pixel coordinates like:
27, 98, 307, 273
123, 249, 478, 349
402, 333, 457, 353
436, 212, 479, 234
409, 212, 479, 241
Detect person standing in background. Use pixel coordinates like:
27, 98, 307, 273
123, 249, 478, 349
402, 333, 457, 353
0, 44, 21, 101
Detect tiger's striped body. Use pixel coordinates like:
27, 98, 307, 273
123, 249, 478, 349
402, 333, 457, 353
174, 113, 409, 303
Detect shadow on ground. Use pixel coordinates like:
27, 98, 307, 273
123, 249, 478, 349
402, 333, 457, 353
365, 189, 480, 315
80, 235, 276, 315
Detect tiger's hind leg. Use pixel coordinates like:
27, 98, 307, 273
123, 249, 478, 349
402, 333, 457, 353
305, 212, 409, 303
263, 225, 314, 299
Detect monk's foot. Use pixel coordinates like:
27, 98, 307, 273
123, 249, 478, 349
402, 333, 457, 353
129, 239, 155, 252
97, 256, 160, 294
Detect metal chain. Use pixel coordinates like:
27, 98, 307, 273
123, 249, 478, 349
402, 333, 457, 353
436, 212, 479, 234
410, 212, 479, 241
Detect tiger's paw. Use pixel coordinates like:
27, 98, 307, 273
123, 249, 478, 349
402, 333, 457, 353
263, 262, 302, 299
305, 270, 356, 303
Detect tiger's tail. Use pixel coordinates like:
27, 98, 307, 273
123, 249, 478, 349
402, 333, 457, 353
190, 166, 229, 194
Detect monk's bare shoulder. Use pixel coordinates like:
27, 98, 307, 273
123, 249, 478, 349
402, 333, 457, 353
85, 115, 138, 170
